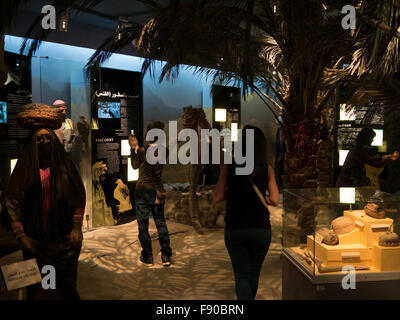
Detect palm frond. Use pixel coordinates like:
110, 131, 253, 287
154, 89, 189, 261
85, 24, 143, 77
347, 0, 400, 80
259, 36, 282, 70
348, 81, 400, 112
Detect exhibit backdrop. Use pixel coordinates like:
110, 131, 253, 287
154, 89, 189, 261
90, 67, 142, 227
0, 51, 31, 193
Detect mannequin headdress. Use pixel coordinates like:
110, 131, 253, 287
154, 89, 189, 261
16, 103, 65, 129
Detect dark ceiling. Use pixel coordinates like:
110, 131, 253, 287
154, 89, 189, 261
8, 0, 197, 55
19, 0, 163, 30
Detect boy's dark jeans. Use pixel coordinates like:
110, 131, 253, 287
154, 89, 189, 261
135, 188, 172, 258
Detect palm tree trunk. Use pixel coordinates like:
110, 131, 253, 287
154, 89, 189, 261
281, 114, 333, 245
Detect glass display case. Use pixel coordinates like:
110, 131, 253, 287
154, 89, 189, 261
282, 187, 400, 284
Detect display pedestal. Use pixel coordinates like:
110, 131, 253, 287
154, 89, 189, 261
282, 250, 400, 299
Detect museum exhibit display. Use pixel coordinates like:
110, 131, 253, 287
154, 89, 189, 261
0, 51, 32, 187
2, 0, 400, 304
282, 187, 400, 299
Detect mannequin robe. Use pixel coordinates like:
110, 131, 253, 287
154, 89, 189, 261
5, 128, 86, 299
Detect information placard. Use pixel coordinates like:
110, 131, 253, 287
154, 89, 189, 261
1, 259, 42, 291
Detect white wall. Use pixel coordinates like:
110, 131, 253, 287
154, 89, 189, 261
241, 93, 278, 165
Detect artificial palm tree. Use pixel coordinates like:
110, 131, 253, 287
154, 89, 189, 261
339, 0, 400, 110
124, 0, 356, 189
5, 0, 400, 241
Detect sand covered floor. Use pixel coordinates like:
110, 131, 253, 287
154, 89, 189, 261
0, 204, 282, 300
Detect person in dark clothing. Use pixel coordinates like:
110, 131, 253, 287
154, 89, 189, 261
5, 128, 86, 300
128, 120, 172, 267
336, 128, 399, 187
214, 125, 280, 300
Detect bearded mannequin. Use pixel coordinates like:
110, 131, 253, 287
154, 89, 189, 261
5, 128, 85, 299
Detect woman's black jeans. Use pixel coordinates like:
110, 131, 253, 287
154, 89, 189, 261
134, 187, 172, 258
224, 228, 272, 300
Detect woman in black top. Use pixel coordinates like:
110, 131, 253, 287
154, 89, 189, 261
214, 125, 279, 300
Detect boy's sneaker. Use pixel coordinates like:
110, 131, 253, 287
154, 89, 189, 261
161, 255, 172, 267
140, 255, 153, 266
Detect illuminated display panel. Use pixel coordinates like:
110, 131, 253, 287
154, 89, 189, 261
127, 157, 139, 181
10, 159, 18, 175
372, 129, 383, 147
215, 108, 227, 122
0, 101, 7, 123
231, 122, 238, 142
339, 150, 349, 166
98, 101, 121, 119
121, 140, 131, 156
340, 187, 355, 204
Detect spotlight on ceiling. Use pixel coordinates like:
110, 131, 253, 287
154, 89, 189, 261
59, 10, 68, 32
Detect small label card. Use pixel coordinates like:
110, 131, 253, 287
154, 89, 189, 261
1, 259, 42, 291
